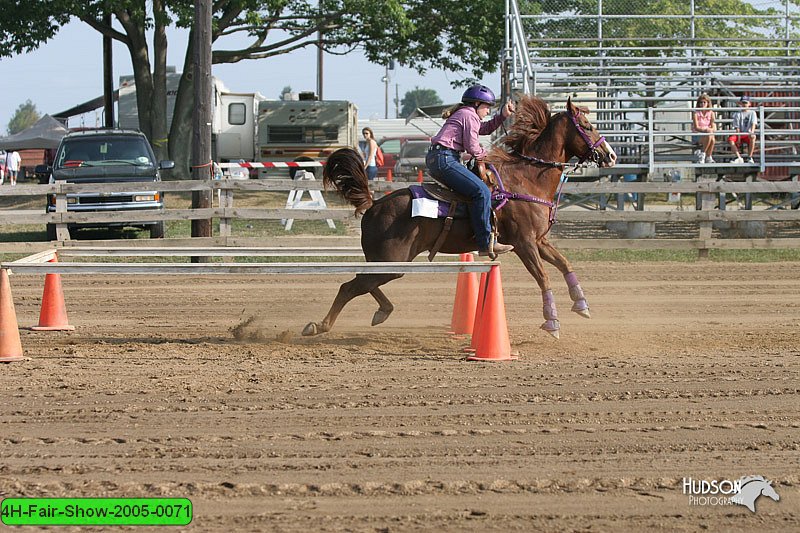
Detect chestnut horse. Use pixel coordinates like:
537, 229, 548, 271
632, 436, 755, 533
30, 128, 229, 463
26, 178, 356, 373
302, 96, 617, 339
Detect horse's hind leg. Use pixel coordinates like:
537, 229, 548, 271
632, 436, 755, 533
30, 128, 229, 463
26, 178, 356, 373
369, 287, 394, 326
537, 237, 590, 318
302, 273, 403, 336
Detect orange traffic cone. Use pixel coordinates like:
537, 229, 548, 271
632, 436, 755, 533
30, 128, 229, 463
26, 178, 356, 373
386, 169, 393, 182
31, 258, 74, 331
468, 265, 516, 361
0, 269, 23, 362
463, 271, 488, 353
449, 253, 478, 335
417, 169, 424, 183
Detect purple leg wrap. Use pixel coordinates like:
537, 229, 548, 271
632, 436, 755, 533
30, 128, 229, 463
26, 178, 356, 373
564, 272, 589, 313
540, 289, 559, 332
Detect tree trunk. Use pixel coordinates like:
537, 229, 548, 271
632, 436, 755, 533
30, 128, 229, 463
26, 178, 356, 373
119, 14, 154, 142
168, 33, 195, 180
151, 0, 169, 161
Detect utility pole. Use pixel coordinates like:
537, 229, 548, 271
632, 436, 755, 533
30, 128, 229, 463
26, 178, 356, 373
382, 60, 395, 119
316, 0, 324, 99
383, 65, 389, 119
102, 13, 114, 128
191, 0, 213, 241
316, 30, 324, 99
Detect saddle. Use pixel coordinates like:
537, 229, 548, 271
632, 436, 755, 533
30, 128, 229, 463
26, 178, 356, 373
419, 162, 499, 261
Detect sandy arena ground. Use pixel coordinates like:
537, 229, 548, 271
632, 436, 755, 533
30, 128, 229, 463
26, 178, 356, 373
0, 256, 798, 532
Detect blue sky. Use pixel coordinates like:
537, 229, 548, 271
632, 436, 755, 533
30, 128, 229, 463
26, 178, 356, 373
0, 20, 501, 133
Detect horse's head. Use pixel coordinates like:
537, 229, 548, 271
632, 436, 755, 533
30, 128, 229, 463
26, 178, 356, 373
565, 98, 617, 167
760, 482, 780, 502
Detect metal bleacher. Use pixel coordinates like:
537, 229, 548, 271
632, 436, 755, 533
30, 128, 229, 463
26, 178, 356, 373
503, 0, 800, 183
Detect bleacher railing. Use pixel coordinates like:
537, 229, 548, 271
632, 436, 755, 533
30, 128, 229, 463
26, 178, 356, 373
505, 0, 800, 180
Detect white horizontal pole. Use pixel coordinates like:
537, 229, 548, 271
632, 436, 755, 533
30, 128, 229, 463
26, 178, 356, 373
56, 247, 366, 257
1, 261, 494, 276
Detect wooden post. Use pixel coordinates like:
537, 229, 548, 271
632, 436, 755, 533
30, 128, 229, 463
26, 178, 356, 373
219, 187, 233, 238
191, 0, 213, 260
696, 174, 716, 259
55, 191, 70, 241
102, 13, 114, 128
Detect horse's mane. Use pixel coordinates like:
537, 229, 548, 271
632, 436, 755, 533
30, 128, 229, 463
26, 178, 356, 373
739, 476, 769, 486
501, 95, 552, 154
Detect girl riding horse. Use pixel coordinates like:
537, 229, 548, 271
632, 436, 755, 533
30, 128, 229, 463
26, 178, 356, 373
303, 95, 617, 339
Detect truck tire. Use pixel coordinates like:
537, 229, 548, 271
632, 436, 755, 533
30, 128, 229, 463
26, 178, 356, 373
149, 221, 165, 239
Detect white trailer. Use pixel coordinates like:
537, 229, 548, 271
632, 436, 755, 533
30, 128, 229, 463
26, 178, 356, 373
255, 99, 358, 178
214, 91, 266, 162
117, 72, 357, 177
118, 71, 266, 163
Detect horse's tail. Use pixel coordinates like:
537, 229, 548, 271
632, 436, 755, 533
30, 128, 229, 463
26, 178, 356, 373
323, 148, 373, 215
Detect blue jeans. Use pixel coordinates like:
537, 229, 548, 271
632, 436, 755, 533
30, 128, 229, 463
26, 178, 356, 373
366, 165, 377, 181
425, 148, 492, 250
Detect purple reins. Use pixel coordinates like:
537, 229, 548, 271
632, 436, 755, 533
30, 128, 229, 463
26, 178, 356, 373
488, 109, 606, 232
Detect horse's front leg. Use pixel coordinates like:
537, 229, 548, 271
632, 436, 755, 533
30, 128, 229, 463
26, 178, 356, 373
537, 238, 590, 318
302, 273, 403, 336
513, 242, 560, 339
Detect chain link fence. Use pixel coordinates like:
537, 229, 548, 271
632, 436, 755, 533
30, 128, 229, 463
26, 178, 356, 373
521, 0, 799, 58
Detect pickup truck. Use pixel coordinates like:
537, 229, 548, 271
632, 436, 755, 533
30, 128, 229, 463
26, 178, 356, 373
45, 129, 174, 240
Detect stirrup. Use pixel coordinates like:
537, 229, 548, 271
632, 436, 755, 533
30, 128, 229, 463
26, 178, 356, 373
478, 241, 514, 260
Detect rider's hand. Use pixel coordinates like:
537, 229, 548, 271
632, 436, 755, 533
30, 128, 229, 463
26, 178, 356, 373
502, 100, 516, 119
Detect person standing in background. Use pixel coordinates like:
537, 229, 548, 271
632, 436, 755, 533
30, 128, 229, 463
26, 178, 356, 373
6, 150, 21, 186
361, 127, 378, 181
0, 151, 6, 185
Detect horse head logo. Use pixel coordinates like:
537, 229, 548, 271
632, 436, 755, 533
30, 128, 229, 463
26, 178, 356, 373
730, 475, 780, 513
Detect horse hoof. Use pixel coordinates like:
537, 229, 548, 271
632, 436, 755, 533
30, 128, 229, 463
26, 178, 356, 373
540, 320, 560, 339
573, 308, 591, 319
371, 307, 393, 326
571, 300, 591, 318
301, 322, 319, 336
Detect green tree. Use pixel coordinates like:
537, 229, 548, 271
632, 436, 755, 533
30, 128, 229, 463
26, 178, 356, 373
0, 0, 505, 177
399, 87, 442, 118
279, 86, 293, 100
7, 100, 41, 135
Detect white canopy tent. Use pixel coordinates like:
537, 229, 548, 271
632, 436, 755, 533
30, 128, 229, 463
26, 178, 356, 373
0, 115, 68, 150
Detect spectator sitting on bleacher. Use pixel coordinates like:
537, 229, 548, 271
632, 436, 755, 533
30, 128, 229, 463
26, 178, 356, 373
692, 93, 716, 164
728, 95, 757, 164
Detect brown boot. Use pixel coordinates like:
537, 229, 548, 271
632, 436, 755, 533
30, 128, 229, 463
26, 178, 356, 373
478, 241, 514, 260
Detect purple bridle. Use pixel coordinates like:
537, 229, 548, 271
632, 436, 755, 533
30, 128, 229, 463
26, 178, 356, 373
490, 108, 607, 233
568, 110, 607, 165
489, 164, 565, 231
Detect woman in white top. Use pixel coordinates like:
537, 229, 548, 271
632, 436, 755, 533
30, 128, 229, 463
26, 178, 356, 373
361, 127, 378, 181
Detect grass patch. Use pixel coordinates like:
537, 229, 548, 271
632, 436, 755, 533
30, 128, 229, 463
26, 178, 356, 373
164, 218, 348, 239
566, 248, 800, 262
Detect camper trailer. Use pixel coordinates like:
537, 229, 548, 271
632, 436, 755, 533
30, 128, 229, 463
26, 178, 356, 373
256, 98, 358, 177
118, 73, 358, 177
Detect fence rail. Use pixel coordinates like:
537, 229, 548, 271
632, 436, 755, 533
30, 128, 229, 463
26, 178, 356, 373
0, 178, 799, 255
